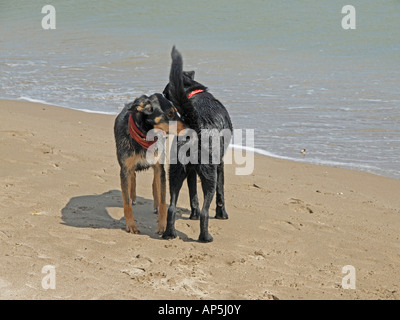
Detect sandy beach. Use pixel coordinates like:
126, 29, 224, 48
1, 99, 399, 300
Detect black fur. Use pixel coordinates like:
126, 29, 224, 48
162, 47, 233, 242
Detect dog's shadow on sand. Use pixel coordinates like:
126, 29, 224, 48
61, 190, 193, 241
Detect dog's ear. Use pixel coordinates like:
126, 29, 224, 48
162, 84, 170, 98
184, 70, 195, 80
127, 95, 153, 115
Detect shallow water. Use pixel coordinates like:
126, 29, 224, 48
1, 0, 399, 178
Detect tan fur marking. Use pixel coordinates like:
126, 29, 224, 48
152, 168, 160, 211
153, 120, 186, 135
130, 171, 136, 203
153, 123, 170, 133
154, 116, 163, 124
137, 102, 152, 112
176, 120, 186, 134
136, 102, 145, 112
153, 163, 167, 234
124, 153, 146, 170
121, 173, 139, 234
120, 145, 166, 234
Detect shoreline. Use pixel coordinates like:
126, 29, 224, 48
4, 97, 398, 181
1, 99, 400, 300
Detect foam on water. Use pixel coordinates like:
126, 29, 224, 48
229, 144, 386, 177
18, 96, 51, 105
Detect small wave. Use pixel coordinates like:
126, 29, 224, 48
228, 144, 384, 175
75, 108, 118, 115
358, 98, 383, 102
228, 144, 294, 161
5, 61, 36, 67
18, 96, 52, 104
17, 97, 117, 115
60, 66, 84, 70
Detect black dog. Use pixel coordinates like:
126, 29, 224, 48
114, 93, 184, 234
162, 47, 233, 242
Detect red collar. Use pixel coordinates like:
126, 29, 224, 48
129, 114, 157, 149
187, 89, 204, 99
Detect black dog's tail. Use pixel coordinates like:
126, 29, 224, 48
169, 46, 200, 131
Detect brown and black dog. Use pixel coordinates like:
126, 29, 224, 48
114, 93, 184, 234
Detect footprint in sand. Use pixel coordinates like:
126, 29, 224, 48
270, 220, 303, 231
2, 130, 34, 142
122, 255, 154, 279
287, 198, 313, 214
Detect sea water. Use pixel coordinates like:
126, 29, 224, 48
1, 0, 399, 178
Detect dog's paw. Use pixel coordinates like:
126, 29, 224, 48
215, 206, 229, 219
125, 221, 140, 234
156, 222, 167, 235
189, 208, 200, 220
198, 232, 213, 243
162, 228, 177, 240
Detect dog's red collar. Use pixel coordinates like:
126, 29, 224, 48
187, 89, 204, 99
129, 114, 157, 150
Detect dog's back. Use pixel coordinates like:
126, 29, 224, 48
189, 90, 233, 132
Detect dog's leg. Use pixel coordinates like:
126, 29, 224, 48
215, 161, 228, 219
159, 164, 167, 234
153, 163, 167, 234
162, 164, 186, 239
152, 167, 159, 214
120, 168, 139, 234
130, 170, 137, 205
197, 165, 217, 242
187, 169, 200, 220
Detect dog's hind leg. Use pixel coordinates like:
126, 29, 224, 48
215, 161, 228, 219
120, 168, 139, 234
197, 165, 217, 242
187, 169, 200, 220
162, 164, 186, 239
130, 170, 137, 205
153, 163, 167, 234
152, 168, 159, 214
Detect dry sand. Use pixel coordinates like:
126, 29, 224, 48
1, 99, 400, 300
